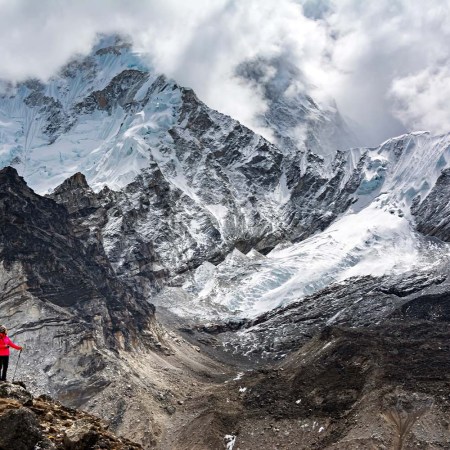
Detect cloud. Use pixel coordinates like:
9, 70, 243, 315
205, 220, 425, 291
390, 66, 450, 135
322, 0, 450, 143
0, 0, 449, 145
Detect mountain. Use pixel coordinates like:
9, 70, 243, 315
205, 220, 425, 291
153, 131, 450, 322
236, 56, 359, 158
0, 35, 366, 297
2, 38, 450, 309
0, 36, 356, 195
1, 34, 450, 449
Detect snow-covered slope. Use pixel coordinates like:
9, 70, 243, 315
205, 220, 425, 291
0, 36, 355, 195
0, 35, 174, 192
156, 131, 450, 321
171, 204, 448, 321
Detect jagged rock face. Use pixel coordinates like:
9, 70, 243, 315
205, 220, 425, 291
49, 143, 366, 297
44, 82, 369, 296
49, 130, 450, 308
0, 167, 158, 401
0, 166, 153, 331
412, 167, 450, 241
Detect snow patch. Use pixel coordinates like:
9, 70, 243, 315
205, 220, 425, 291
224, 435, 236, 450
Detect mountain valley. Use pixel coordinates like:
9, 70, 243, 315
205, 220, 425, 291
0, 35, 449, 449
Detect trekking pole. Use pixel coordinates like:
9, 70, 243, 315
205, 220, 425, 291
12, 349, 22, 383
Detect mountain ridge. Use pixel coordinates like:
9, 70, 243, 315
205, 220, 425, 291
1, 34, 450, 449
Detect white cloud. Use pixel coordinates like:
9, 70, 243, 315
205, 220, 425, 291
323, 0, 450, 142
390, 66, 450, 135
0, 0, 449, 145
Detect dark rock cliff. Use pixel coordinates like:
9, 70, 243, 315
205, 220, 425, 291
0, 166, 160, 403
0, 166, 154, 342
412, 168, 450, 241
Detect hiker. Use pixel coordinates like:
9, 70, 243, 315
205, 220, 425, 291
0, 326, 23, 382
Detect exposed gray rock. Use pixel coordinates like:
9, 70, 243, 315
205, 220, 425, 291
63, 419, 98, 450
0, 407, 44, 450
412, 168, 450, 241
0, 166, 161, 403
0, 382, 33, 405
48, 87, 367, 298
75, 69, 150, 115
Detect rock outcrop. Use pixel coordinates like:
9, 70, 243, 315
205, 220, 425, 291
0, 382, 142, 449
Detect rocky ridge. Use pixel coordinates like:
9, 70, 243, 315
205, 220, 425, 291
0, 166, 170, 446
0, 35, 366, 297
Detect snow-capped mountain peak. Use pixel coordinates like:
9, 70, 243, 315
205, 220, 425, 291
2, 35, 450, 325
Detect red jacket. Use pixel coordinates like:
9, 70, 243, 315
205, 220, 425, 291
0, 335, 21, 356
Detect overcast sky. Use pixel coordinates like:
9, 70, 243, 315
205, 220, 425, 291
0, 0, 449, 145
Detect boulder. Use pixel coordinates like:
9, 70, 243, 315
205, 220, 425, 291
63, 419, 98, 450
0, 382, 33, 405
0, 407, 44, 450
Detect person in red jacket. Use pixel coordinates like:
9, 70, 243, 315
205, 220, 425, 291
0, 326, 23, 382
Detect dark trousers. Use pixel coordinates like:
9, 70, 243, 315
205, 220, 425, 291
0, 356, 9, 380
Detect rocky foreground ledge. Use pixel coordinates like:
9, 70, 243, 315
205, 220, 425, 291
0, 382, 142, 450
